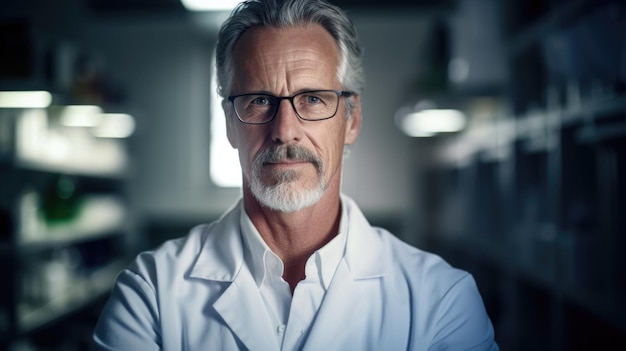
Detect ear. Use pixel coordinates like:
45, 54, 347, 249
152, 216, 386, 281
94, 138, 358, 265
344, 94, 362, 145
222, 99, 239, 149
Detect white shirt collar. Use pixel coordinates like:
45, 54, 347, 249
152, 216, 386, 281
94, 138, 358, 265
239, 201, 348, 290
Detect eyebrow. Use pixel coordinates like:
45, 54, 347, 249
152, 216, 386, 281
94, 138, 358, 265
234, 88, 337, 97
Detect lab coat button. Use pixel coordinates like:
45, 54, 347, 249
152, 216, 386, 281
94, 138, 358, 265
277, 324, 286, 335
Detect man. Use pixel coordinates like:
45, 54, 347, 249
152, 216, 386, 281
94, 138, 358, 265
93, 0, 499, 350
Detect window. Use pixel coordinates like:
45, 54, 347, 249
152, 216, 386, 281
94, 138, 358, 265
210, 55, 242, 187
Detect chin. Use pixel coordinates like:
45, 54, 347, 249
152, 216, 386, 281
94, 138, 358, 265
250, 179, 327, 213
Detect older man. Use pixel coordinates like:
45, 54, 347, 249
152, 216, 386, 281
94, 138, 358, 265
93, 0, 498, 350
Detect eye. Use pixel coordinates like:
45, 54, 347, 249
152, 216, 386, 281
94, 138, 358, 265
251, 96, 270, 105
306, 95, 322, 104
301, 93, 326, 105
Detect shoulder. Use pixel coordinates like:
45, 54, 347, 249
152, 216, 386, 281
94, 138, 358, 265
125, 200, 244, 287
129, 200, 242, 276
377, 227, 469, 290
373, 229, 496, 349
126, 223, 215, 283
342, 194, 468, 288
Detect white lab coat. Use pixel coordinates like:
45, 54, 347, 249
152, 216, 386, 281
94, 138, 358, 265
93, 196, 498, 351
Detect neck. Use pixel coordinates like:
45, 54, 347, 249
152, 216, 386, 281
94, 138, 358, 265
243, 187, 342, 292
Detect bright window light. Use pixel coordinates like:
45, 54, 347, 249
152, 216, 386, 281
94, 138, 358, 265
181, 0, 241, 11
399, 109, 467, 137
0, 91, 52, 108
210, 54, 242, 187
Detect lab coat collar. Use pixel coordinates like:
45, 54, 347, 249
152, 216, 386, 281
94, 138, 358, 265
189, 195, 386, 283
341, 194, 386, 279
188, 200, 245, 282
191, 195, 385, 282
188, 195, 387, 351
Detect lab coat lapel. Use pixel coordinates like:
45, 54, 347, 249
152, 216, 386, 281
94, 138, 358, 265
303, 196, 387, 351
213, 272, 279, 351
190, 202, 279, 351
302, 260, 369, 351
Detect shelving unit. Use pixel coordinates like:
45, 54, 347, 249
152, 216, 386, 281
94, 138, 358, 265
16, 260, 125, 334
0, 6, 136, 347
0, 105, 133, 349
415, 1, 626, 350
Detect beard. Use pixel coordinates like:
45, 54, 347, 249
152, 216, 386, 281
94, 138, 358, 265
249, 145, 327, 213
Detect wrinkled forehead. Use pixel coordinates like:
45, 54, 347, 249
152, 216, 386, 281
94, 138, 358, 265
232, 24, 341, 69
230, 24, 342, 92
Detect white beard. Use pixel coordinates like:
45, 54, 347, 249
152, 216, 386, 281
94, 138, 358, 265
249, 145, 327, 213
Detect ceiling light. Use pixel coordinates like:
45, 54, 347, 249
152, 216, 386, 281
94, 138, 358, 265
59, 105, 103, 127
181, 0, 241, 11
399, 109, 467, 137
92, 113, 136, 138
0, 91, 52, 108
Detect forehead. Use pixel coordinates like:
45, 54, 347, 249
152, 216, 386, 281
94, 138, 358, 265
231, 24, 342, 92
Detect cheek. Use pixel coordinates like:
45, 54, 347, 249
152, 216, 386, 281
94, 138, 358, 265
236, 146, 256, 183
237, 132, 266, 170
318, 129, 347, 168
237, 141, 255, 168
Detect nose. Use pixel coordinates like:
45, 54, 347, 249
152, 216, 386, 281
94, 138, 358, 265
270, 99, 303, 144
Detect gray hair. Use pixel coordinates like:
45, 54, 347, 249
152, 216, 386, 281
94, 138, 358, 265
215, 0, 365, 98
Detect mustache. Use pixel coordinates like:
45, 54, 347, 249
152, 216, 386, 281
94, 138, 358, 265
254, 145, 322, 169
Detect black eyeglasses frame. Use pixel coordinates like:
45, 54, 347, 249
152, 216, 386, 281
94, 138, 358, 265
227, 89, 354, 125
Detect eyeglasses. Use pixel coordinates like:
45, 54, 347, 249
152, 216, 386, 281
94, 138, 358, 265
227, 90, 354, 124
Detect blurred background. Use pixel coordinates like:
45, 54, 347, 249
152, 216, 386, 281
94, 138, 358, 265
0, 0, 625, 350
